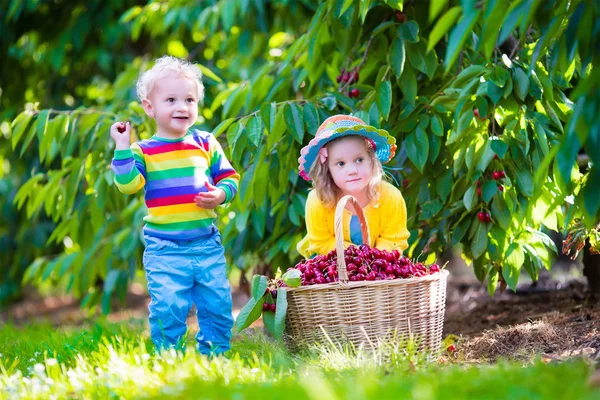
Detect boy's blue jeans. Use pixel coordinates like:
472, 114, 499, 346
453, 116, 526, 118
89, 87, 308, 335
142, 228, 233, 355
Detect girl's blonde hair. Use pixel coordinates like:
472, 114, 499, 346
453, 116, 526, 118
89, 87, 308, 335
136, 55, 205, 101
308, 136, 384, 209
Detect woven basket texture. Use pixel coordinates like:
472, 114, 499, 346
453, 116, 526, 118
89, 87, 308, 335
284, 195, 448, 351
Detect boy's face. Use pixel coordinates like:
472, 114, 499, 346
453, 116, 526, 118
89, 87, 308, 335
142, 74, 199, 138
326, 136, 374, 196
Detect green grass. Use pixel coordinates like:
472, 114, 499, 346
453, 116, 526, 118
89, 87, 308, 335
1, 319, 598, 399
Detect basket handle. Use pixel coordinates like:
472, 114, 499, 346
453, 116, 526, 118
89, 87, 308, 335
334, 195, 371, 282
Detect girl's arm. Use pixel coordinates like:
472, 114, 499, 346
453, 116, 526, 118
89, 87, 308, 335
375, 187, 409, 253
304, 191, 337, 256
111, 143, 146, 194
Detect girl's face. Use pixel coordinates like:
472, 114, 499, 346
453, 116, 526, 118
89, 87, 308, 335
326, 136, 374, 197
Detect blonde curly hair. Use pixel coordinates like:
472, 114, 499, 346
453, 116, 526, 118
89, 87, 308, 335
308, 136, 384, 209
136, 55, 204, 102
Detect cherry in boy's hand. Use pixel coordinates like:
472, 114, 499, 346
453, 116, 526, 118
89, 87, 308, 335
110, 121, 131, 150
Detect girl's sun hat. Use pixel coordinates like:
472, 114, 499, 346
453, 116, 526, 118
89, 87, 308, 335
298, 114, 397, 181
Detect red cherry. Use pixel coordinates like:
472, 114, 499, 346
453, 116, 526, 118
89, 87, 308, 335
473, 109, 480, 118
494, 154, 499, 160
117, 122, 126, 133
499, 170, 506, 178
498, 185, 503, 192
350, 88, 360, 98
485, 213, 491, 223
477, 187, 482, 197
336, 75, 342, 83
395, 11, 407, 22
342, 73, 350, 83
447, 344, 456, 353
492, 171, 501, 180
477, 212, 486, 222
269, 303, 276, 312
262, 303, 270, 311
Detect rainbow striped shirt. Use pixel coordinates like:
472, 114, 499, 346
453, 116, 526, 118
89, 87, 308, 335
111, 129, 240, 241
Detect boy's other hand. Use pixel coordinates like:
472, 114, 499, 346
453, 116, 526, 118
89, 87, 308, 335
110, 121, 131, 150
194, 182, 226, 209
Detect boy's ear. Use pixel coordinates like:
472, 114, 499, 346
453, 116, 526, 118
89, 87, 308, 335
142, 99, 154, 118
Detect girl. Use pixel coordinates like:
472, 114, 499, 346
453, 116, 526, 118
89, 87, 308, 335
297, 114, 409, 258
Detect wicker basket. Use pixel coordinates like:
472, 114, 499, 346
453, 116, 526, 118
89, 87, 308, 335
284, 195, 448, 351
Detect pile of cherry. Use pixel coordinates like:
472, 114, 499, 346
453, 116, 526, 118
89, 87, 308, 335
291, 244, 441, 285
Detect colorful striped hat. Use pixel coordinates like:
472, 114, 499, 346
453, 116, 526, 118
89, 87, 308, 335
298, 114, 397, 181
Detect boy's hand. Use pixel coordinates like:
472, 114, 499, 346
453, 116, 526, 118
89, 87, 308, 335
110, 121, 131, 150
194, 182, 226, 209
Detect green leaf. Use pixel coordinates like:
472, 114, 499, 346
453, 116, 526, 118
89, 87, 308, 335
261, 102, 277, 133
503, 243, 524, 291
282, 269, 302, 287
338, 0, 354, 17
476, 140, 496, 174
497, 0, 530, 47
436, 168, 453, 202
212, 118, 235, 138
273, 289, 288, 340
11, 111, 34, 149
487, 268, 499, 296
582, 166, 600, 219
235, 296, 265, 332
463, 185, 477, 211
487, 81, 504, 105
358, 0, 370, 22
263, 307, 276, 337
481, 180, 498, 203
303, 103, 320, 136
475, 96, 488, 119
431, 114, 443, 136
21, 110, 49, 156
405, 129, 429, 172
398, 20, 419, 43
39, 112, 64, 162
445, 9, 481, 71
479, 0, 508, 59
246, 116, 263, 147
399, 64, 417, 106
490, 139, 509, 158
197, 64, 222, 83
514, 167, 533, 197
406, 41, 438, 80
390, 38, 406, 78
489, 66, 510, 88
427, 6, 461, 52
429, 0, 449, 22
491, 194, 511, 230
471, 223, 488, 259
284, 103, 304, 144
251, 274, 268, 300
452, 215, 471, 246
420, 199, 443, 220
376, 79, 392, 120
512, 67, 529, 101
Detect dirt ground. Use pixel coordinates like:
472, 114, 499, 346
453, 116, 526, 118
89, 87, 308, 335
2, 260, 599, 364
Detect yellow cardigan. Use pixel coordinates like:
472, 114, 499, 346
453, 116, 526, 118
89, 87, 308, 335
296, 181, 410, 258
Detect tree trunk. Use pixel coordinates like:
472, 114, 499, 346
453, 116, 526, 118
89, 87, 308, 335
583, 243, 600, 300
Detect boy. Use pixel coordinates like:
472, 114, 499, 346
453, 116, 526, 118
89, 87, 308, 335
110, 56, 239, 355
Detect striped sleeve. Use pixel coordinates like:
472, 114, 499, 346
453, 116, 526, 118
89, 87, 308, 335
208, 134, 239, 203
111, 143, 146, 194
